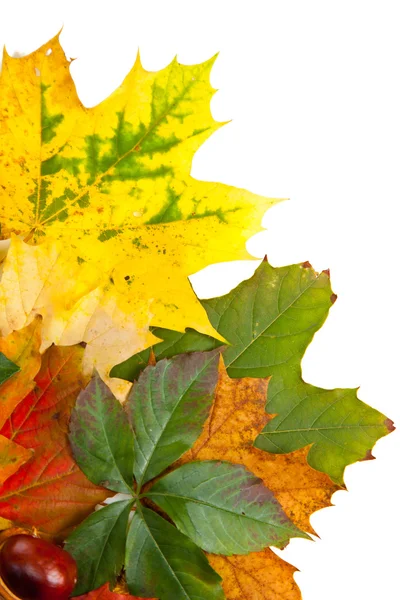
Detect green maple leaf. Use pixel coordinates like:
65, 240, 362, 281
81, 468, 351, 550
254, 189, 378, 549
200, 258, 394, 485
113, 258, 393, 485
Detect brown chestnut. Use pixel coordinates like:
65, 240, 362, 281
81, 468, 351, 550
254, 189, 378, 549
0, 534, 77, 600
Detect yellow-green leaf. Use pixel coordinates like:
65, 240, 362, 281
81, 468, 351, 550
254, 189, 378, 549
0, 35, 279, 395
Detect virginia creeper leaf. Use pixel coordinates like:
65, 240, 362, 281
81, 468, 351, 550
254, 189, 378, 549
0, 35, 278, 397
65, 500, 133, 596
110, 327, 223, 383
125, 506, 224, 600
0, 344, 110, 535
147, 460, 309, 554
66, 357, 309, 599
0, 352, 19, 385
74, 583, 156, 600
126, 350, 220, 488
201, 259, 393, 484
69, 372, 135, 494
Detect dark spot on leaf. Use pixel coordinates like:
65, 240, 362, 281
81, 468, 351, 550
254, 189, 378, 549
77, 192, 90, 208
330, 293, 338, 304
79, 341, 87, 348
98, 228, 118, 242
124, 275, 130, 280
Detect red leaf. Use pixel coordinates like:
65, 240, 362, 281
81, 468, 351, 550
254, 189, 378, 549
74, 583, 157, 600
0, 344, 110, 537
1, 344, 87, 446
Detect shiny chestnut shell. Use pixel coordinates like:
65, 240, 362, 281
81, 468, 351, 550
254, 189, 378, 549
0, 534, 77, 600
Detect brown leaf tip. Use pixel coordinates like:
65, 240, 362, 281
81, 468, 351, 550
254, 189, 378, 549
263, 254, 268, 262
322, 268, 330, 277
361, 449, 376, 462
79, 341, 87, 348
330, 293, 338, 304
148, 349, 157, 367
302, 261, 312, 269
385, 418, 396, 433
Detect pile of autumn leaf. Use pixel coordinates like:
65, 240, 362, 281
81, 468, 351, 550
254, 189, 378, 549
0, 35, 394, 600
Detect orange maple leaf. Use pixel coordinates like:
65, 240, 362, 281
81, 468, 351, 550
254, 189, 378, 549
173, 361, 339, 599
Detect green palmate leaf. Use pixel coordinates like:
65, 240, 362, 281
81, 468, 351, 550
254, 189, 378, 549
126, 350, 220, 488
125, 506, 224, 600
65, 499, 133, 596
201, 259, 393, 484
146, 461, 309, 554
69, 373, 135, 494
0, 352, 20, 386
110, 326, 223, 382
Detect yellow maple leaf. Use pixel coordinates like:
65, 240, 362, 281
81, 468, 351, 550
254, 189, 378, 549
0, 34, 279, 395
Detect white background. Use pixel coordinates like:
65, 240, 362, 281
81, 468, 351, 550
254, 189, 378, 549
1, 1, 399, 598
